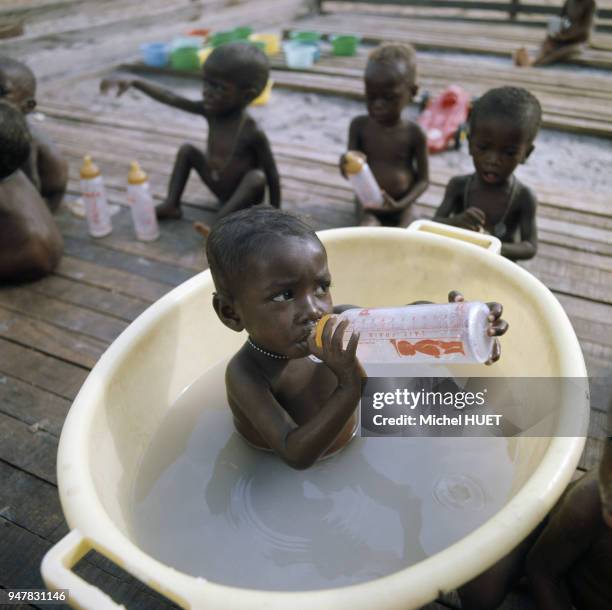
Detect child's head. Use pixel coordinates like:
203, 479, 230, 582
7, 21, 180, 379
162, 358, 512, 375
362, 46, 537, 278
201, 42, 269, 115
0, 101, 31, 179
365, 43, 417, 126
468, 86, 542, 185
0, 56, 36, 114
207, 207, 333, 358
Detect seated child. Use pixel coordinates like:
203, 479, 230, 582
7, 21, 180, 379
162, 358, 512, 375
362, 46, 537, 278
0, 56, 68, 212
433, 86, 541, 261
515, 0, 596, 67
101, 42, 280, 237
526, 401, 612, 610
206, 207, 508, 470
340, 43, 429, 227
0, 101, 63, 282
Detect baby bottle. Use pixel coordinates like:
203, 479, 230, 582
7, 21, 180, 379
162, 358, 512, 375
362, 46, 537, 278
127, 161, 160, 242
315, 302, 495, 364
80, 155, 112, 238
343, 151, 384, 207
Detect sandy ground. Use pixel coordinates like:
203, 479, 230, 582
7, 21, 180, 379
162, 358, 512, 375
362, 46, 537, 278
45, 48, 612, 197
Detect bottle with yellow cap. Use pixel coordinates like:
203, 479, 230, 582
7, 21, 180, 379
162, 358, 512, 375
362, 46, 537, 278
127, 161, 159, 241
342, 150, 383, 208
80, 155, 112, 237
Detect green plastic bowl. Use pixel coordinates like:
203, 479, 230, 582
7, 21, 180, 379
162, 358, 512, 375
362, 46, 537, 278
289, 30, 322, 43
331, 34, 360, 56
171, 47, 200, 71
233, 26, 253, 40
210, 30, 236, 47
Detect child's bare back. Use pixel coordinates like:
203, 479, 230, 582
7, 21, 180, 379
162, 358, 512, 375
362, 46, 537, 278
0, 102, 62, 282
0, 56, 68, 212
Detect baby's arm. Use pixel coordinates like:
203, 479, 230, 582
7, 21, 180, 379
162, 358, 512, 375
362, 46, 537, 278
100, 77, 203, 114
385, 124, 429, 210
433, 176, 485, 230
228, 320, 362, 470
254, 130, 280, 208
526, 474, 601, 610
339, 116, 366, 176
500, 188, 537, 261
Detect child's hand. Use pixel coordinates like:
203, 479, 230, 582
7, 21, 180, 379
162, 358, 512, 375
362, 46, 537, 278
308, 316, 365, 383
453, 207, 486, 231
449, 291, 508, 364
100, 77, 133, 97
381, 191, 399, 210
339, 153, 348, 179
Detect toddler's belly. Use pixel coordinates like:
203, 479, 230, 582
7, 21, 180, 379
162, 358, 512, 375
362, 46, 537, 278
369, 163, 415, 200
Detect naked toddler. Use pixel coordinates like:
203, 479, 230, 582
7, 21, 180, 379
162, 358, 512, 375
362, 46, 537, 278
102, 42, 280, 236
0, 56, 68, 212
434, 86, 541, 261
341, 43, 429, 227
0, 101, 63, 282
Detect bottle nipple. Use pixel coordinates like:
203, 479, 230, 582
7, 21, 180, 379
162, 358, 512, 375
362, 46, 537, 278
343, 151, 366, 175
128, 160, 148, 185
80, 154, 100, 179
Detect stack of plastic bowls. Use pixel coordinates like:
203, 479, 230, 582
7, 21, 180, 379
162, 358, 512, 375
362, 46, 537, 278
140, 42, 169, 68
249, 33, 281, 56
170, 37, 202, 71
330, 34, 360, 56
289, 31, 322, 60
283, 40, 317, 69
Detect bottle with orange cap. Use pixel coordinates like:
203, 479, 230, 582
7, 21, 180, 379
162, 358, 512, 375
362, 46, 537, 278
127, 161, 159, 241
342, 150, 383, 208
80, 155, 112, 237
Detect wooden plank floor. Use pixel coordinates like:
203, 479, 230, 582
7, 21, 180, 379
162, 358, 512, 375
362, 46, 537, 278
1, 2, 610, 609
290, 7, 612, 68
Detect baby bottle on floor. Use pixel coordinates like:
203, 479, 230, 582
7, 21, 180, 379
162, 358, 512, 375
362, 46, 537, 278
80, 155, 112, 238
343, 150, 383, 207
315, 302, 495, 364
127, 161, 160, 242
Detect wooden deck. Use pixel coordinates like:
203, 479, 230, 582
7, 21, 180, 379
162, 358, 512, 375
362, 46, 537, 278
1, 1, 611, 608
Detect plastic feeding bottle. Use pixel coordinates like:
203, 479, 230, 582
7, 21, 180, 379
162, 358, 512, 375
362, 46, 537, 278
343, 151, 383, 207
80, 155, 112, 237
315, 302, 495, 364
127, 161, 159, 241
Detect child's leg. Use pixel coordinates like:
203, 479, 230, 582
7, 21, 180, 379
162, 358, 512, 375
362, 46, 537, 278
193, 169, 266, 237
157, 143, 208, 220
532, 41, 583, 66
354, 196, 382, 227
457, 524, 543, 609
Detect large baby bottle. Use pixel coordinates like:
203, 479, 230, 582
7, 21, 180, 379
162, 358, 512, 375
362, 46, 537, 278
315, 302, 495, 364
80, 155, 112, 238
127, 161, 160, 241
343, 151, 384, 207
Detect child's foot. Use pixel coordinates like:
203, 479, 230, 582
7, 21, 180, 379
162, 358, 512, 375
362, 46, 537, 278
193, 221, 211, 238
514, 47, 532, 67
155, 202, 182, 220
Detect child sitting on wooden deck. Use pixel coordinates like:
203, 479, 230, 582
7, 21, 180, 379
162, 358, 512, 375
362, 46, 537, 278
515, 0, 597, 67
0, 101, 63, 282
433, 87, 541, 261
101, 42, 280, 237
0, 56, 68, 212
340, 43, 429, 227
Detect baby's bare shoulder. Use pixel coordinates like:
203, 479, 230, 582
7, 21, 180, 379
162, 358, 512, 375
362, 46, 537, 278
349, 114, 369, 130
226, 348, 270, 398
514, 179, 538, 211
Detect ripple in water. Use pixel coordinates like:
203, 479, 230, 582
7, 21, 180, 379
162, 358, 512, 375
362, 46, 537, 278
131, 360, 519, 590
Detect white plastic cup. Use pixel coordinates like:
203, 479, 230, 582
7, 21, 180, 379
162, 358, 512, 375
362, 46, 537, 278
81, 176, 112, 238
316, 302, 495, 364
127, 181, 159, 241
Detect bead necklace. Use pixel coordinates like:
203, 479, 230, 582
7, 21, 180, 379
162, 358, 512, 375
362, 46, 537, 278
247, 337, 288, 360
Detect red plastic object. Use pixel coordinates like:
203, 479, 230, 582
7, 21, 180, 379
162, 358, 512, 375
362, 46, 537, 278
187, 28, 210, 37
417, 85, 471, 154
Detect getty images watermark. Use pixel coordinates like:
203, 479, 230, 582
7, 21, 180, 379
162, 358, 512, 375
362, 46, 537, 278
360, 377, 592, 438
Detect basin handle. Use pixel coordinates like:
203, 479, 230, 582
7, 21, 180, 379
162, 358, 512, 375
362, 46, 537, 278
407, 219, 502, 255
41, 529, 127, 609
